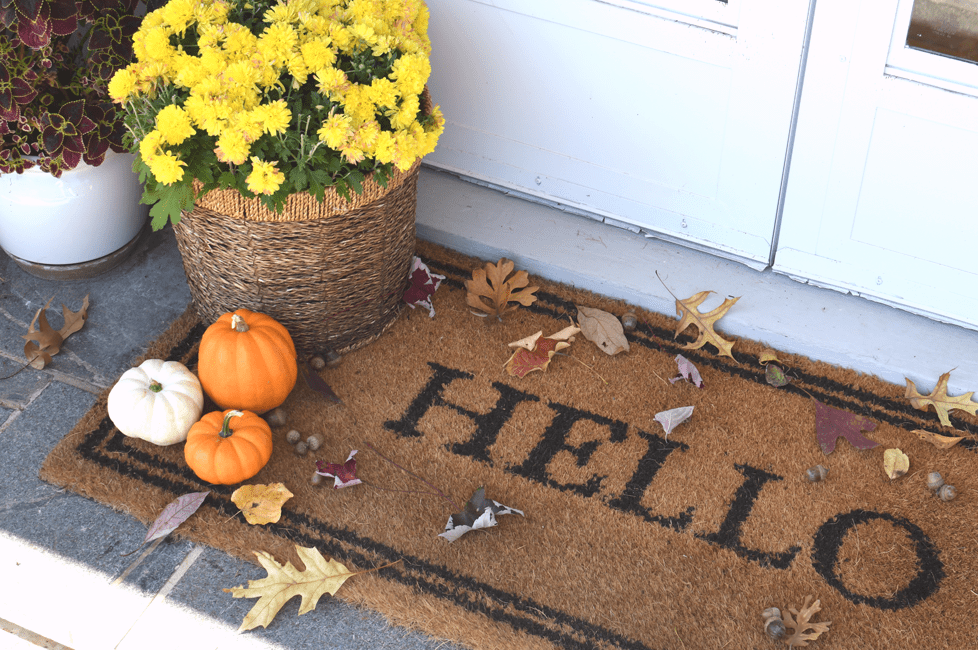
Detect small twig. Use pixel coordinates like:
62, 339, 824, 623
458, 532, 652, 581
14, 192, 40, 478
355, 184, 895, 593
557, 352, 608, 385
363, 442, 461, 511
0, 356, 37, 380
651, 370, 669, 386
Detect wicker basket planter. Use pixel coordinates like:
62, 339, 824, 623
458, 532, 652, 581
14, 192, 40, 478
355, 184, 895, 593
172, 159, 420, 355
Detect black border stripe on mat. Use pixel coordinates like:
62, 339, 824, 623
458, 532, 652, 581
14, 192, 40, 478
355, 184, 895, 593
423, 256, 977, 451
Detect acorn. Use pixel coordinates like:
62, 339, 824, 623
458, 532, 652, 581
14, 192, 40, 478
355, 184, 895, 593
937, 484, 957, 502
309, 355, 327, 371
762, 607, 785, 640
621, 312, 638, 332
925, 471, 944, 491
286, 429, 301, 445
325, 350, 342, 367
311, 471, 324, 487
265, 407, 287, 428
294, 440, 308, 456
804, 464, 829, 483
306, 433, 323, 451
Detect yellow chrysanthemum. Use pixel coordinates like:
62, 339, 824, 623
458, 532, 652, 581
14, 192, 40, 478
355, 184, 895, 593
300, 40, 335, 70
108, 68, 137, 103
215, 131, 250, 165
156, 105, 196, 146
139, 130, 164, 161
253, 100, 292, 135
246, 157, 285, 195
260, 22, 298, 62
148, 151, 187, 184
317, 114, 351, 149
159, 0, 196, 34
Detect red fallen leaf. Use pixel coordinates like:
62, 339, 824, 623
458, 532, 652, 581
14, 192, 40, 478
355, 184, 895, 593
505, 326, 580, 378
403, 257, 445, 317
316, 450, 361, 488
811, 397, 879, 455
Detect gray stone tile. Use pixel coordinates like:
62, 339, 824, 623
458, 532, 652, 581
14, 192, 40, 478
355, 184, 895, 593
0, 227, 192, 388
0, 380, 194, 595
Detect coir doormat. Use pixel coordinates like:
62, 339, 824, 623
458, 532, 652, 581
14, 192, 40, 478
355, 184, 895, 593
42, 242, 977, 649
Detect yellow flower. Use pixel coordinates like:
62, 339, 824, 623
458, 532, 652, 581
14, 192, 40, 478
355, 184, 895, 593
260, 22, 298, 62
148, 151, 187, 184
108, 68, 137, 103
317, 114, 351, 149
155, 105, 196, 146
139, 130, 164, 161
159, 0, 196, 34
253, 100, 292, 135
300, 41, 335, 70
215, 131, 250, 164
246, 157, 285, 195
315, 67, 349, 98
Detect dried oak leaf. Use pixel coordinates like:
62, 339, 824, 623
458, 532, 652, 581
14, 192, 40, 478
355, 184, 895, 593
783, 595, 831, 648
576, 305, 629, 355
225, 545, 357, 631
465, 258, 538, 319
231, 483, 294, 525
913, 429, 964, 450
673, 290, 739, 358
811, 397, 878, 455
22, 294, 89, 369
505, 325, 580, 378
905, 371, 978, 428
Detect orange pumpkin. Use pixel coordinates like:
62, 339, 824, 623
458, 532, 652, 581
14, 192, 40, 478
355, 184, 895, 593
197, 309, 297, 413
184, 410, 273, 485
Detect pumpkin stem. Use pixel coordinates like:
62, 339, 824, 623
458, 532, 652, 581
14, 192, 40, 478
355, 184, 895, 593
149, 380, 163, 393
231, 313, 250, 333
221, 410, 245, 438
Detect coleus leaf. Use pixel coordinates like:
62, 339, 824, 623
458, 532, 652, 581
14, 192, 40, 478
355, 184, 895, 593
765, 363, 789, 387
811, 397, 878, 455
669, 354, 703, 388
402, 256, 445, 317
654, 406, 694, 439
316, 450, 361, 488
439, 486, 524, 542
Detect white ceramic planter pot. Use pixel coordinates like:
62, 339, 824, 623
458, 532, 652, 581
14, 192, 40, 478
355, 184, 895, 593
0, 152, 149, 279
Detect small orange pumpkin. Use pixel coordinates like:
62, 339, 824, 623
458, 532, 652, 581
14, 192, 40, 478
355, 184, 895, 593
197, 309, 298, 413
184, 410, 273, 485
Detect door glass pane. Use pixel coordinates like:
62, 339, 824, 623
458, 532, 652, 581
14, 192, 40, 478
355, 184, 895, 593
906, 0, 978, 64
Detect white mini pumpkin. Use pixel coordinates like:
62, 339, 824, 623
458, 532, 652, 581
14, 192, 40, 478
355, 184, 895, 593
107, 359, 204, 446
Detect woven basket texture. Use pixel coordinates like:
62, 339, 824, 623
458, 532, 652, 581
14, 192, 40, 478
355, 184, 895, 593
172, 161, 420, 355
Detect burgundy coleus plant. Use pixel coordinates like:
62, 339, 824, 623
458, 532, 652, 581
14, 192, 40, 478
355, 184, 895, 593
0, 0, 148, 176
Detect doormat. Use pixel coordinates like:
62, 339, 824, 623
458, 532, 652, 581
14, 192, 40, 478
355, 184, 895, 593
41, 242, 978, 650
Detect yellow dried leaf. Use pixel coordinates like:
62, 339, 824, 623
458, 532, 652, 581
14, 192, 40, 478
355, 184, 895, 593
905, 371, 978, 428
883, 448, 909, 480
673, 290, 740, 359
913, 429, 964, 450
783, 595, 831, 647
759, 349, 781, 365
225, 546, 356, 631
231, 483, 294, 525
464, 258, 538, 320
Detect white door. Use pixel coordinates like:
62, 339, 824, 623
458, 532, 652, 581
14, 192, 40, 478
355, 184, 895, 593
775, 0, 978, 328
424, 0, 812, 268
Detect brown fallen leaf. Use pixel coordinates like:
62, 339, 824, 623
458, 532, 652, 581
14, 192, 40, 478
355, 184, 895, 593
576, 305, 629, 356
882, 448, 909, 480
225, 545, 399, 631
505, 325, 580, 378
913, 429, 964, 450
465, 258, 538, 320
231, 483, 294, 525
783, 595, 831, 647
21, 294, 90, 369
656, 273, 739, 358
759, 349, 782, 365
905, 371, 978, 428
